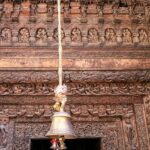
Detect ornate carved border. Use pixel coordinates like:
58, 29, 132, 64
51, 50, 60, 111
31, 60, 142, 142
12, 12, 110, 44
0, 82, 148, 96
1, 102, 149, 150
12, 119, 126, 150
0, 70, 149, 83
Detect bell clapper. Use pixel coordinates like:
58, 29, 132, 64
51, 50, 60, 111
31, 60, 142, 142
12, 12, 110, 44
59, 136, 67, 149
50, 139, 59, 150
50, 136, 66, 150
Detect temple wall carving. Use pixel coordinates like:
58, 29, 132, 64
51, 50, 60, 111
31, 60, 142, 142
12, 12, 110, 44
0, 115, 14, 150
0, 0, 149, 47
0, 70, 149, 149
0, 0, 150, 149
0, 26, 149, 46
0, 82, 149, 96
143, 96, 150, 146
0, 101, 149, 150
0, 70, 149, 96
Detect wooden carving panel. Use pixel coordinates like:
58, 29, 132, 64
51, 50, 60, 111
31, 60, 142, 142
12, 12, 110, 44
0, 1, 149, 47
0, 102, 148, 150
143, 96, 150, 147
134, 104, 150, 150
0, 82, 149, 96
0, 1, 149, 150
12, 120, 125, 150
0, 115, 14, 150
0, 104, 134, 120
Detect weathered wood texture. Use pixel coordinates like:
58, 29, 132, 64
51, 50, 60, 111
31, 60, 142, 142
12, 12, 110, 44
0, 0, 150, 150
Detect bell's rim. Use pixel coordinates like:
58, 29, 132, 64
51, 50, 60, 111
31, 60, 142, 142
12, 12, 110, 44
46, 134, 77, 139
45, 129, 77, 139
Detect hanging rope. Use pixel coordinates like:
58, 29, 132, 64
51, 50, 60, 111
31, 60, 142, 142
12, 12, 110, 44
53, 0, 68, 113
57, 0, 63, 86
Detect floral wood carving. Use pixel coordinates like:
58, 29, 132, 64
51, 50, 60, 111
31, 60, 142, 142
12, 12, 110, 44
0, 104, 134, 120
0, 70, 149, 83
0, 82, 149, 96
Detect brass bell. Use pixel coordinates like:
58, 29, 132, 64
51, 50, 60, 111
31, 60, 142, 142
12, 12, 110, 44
46, 112, 76, 139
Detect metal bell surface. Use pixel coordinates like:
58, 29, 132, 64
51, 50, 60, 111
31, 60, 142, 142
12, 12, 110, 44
46, 112, 76, 139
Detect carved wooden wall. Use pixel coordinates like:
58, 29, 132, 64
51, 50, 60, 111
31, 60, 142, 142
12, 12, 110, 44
0, 0, 149, 48
0, 70, 149, 150
0, 0, 150, 150
1, 97, 150, 150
